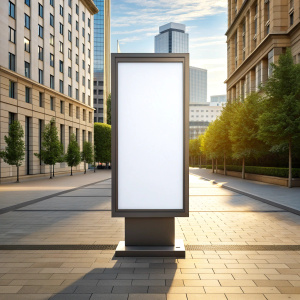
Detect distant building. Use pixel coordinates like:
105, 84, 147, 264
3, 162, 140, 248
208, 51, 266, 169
155, 22, 189, 53
210, 95, 227, 106
189, 104, 223, 139
190, 67, 207, 104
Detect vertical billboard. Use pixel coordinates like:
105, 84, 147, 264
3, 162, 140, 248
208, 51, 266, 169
112, 54, 189, 217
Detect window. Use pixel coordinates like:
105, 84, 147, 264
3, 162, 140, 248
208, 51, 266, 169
83, 109, 86, 121
88, 64, 90, 74
8, 53, 15, 71
76, 107, 80, 119
50, 0, 54, 6
75, 54, 79, 65
82, 27, 85, 37
76, 4, 79, 15
59, 23, 63, 35
76, 21, 79, 31
82, 76, 85, 86
59, 80, 63, 93
88, 33, 90, 42
25, 14, 30, 29
59, 60, 63, 73
68, 85, 72, 97
39, 92, 43, 107
88, 96, 90, 106
9, 27, 15, 43
68, 48, 72, 60
59, 5, 63, 16
38, 3, 43, 18
25, 87, 30, 103
88, 49, 91, 58
38, 25, 43, 38
88, 79, 90, 89
68, 13, 71, 24
50, 14, 54, 27
24, 61, 30, 78
254, 4, 258, 35
76, 71, 79, 82
82, 60, 85, 69
50, 34, 54, 46
50, 96, 54, 110
68, 30, 72, 42
89, 112, 92, 123
24, 38, 30, 52
290, 12, 294, 26
69, 104, 73, 116
50, 75, 54, 89
82, 12, 85, 21
82, 43, 85, 54
242, 22, 246, 60
39, 69, 43, 84
94, 81, 97, 86
9, 1, 15, 19
68, 67, 72, 78
50, 53, 54, 67
68, 0, 72, 8
60, 100, 64, 114
88, 18, 90, 28
59, 41, 63, 53
75, 88, 79, 100
9, 112, 15, 126
76, 37, 79, 47
93, 89, 96, 94
25, 0, 30, 7
9, 81, 15, 98
38, 46, 43, 61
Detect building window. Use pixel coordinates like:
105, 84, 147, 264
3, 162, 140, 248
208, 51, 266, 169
68, 13, 71, 24
68, 0, 72, 8
50, 96, 54, 110
59, 5, 63, 16
59, 60, 63, 73
68, 48, 72, 60
9, 112, 15, 126
82, 92, 85, 103
8, 53, 15, 71
24, 38, 30, 52
25, 0, 30, 7
25, 87, 30, 103
68, 85, 72, 97
82, 76, 85, 86
88, 33, 90, 42
50, 14, 54, 27
50, 53, 54, 67
88, 49, 90, 58
39, 92, 43, 107
82, 27, 85, 37
76, 71, 79, 82
38, 46, 43, 61
68, 67, 72, 78
59, 80, 63, 93
38, 3, 43, 18
59, 23, 63, 35
39, 69, 43, 84
59, 41, 63, 53
82, 60, 85, 69
60, 100, 64, 114
88, 79, 90, 89
94, 81, 97, 86
76, 107, 80, 119
25, 14, 30, 29
254, 4, 258, 35
50, 75, 54, 89
50, 34, 54, 46
88, 18, 90, 28
9, 27, 15, 43
89, 112, 92, 123
38, 25, 43, 38
88, 64, 90, 74
82, 43, 85, 54
290, 12, 294, 26
50, 0, 54, 7
75, 89, 79, 100
76, 37, 79, 47
82, 12, 85, 21
76, 21, 79, 31
69, 104, 73, 116
83, 110, 86, 121
9, 81, 15, 98
242, 22, 246, 61
68, 30, 72, 42
88, 96, 90, 106
75, 54, 79, 65
76, 4, 79, 15
9, 1, 15, 19
24, 61, 30, 78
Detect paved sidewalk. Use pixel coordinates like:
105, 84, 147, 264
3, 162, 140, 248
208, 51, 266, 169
190, 168, 300, 214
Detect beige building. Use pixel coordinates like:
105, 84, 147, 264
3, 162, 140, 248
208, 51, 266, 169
226, 0, 299, 102
0, 0, 98, 181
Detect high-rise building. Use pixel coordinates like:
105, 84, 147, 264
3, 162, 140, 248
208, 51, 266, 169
225, 0, 299, 103
210, 95, 227, 106
93, 0, 110, 123
155, 22, 189, 53
190, 67, 207, 104
0, 0, 98, 181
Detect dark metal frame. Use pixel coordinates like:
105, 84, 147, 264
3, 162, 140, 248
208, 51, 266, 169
111, 53, 189, 218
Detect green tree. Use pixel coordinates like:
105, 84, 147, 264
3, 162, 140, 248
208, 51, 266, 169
258, 49, 300, 187
81, 141, 93, 174
94, 123, 111, 165
107, 93, 111, 125
229, 93, 266, 179
34, 119, 63, 179
65, 134, 81, 176
0, 121, 25, 183
189, 138, 201, 167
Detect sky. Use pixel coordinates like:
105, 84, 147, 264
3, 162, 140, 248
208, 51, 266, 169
110, 0, 228, 101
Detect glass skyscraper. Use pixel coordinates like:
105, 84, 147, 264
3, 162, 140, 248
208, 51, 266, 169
94, 0, 104, 73
190, 67, 207, 104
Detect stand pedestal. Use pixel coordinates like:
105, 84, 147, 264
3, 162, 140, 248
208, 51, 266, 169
115, 217, 185, 257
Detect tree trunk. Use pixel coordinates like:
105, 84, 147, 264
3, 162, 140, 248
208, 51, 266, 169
212, 158, 214, 173
53, 164, 55, 178
216, 159, 218, 174
84, 160, 86, 174
288, 139, 292, 188
16, 165, 19, 183
242, 158, 245, 179
50, 165, 52, 179
71, 166, 73, 176
224, 154, 226, 175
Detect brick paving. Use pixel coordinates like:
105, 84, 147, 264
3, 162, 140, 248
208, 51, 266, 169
0, 171, 299, 299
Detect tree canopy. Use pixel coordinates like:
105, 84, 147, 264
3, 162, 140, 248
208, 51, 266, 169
94, 123, 111, 163
65, 133, 81, 175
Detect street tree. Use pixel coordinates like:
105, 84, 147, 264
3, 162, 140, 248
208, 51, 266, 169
0, 121, 25, 183
94, 123, 111, 166
65, 134, 81, 176
81, 141, 93, 174
107, 93, 111, 125
258, 48, 300, 187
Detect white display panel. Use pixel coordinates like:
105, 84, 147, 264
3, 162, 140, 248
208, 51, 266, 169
118, 62, 183, 210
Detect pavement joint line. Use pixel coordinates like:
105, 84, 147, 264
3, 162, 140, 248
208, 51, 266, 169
190, 171, 300, 217
0, 178, 111, 216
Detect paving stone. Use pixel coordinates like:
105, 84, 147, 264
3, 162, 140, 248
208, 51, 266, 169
90, 295, 128, 300
128, 294, 166, 300
226, 295, 267, 300
187, 294, 226, 299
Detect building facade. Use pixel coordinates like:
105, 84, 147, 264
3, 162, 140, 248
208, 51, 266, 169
93, 0, 110, 123
189, 104, 223, 139
190, 67, 207, 104
155, 22, 189, 53
226, 0, 299, 102
0, 0, 98, 180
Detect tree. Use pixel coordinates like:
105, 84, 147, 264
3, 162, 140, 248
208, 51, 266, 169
34, 119, 63, 179
65, 134, 81, 176
258, 49, 300, 187
107, 93, 111, 125
81, 141, 93, 174
189, 138, 201, 167
0, 121, 25, 183
229, 93, 266, 179
94, 123, 111, 165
